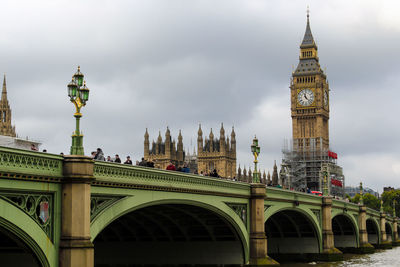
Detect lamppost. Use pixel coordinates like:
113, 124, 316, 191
67, 66, 90, 155
393, 199, 396, 217
359, 182, 364, 206
251, 136, 260, 183
320, 164, 329, 196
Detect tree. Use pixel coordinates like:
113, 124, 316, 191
381, 190, 400, 216
349, 193, 380, 211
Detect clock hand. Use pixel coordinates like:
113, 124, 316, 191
304, 94, 308, 100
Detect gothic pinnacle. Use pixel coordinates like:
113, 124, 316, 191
1, 74, 7, 100
198, 124, 202, 136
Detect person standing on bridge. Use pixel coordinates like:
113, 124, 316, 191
94, 148, 105, 161
114, 154, 121, 163
124, 156, 132, 164
139, 157, 147, 166
181, 163, 190, 173
166, 161, 176, 171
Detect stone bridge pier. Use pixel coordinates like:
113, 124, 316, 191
320, 196, 342, 260
59, 156, 94, 267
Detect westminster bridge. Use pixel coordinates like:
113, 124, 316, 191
0, 146, 399, 267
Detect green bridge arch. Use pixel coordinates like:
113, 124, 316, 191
90, 190, 250, 263
331, 212, 360, 249
264, 206, 323, 253
0, 197, 55, 267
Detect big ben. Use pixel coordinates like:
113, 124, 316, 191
291, 11, 329, 152
281, 11, 345, 196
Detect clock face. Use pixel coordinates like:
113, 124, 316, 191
297, 89, 314, 106
324, 90, 328, 106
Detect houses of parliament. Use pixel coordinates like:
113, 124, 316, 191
142, 11, 344, 196
144, 124, 237, 178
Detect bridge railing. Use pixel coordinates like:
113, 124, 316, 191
93, 161, 251, 197
265, 186, 323, 205
366, 207, 381, 217
0, 146, 63, 180
332, 198, 360, 213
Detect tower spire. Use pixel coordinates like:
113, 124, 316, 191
1, 74, 7, 100
301, 7, 315, 48
0, 74, 16, 137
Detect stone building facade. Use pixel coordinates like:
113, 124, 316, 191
144, 128, 185, 169
197, 124, 236, 178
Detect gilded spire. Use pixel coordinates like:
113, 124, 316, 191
301, 7, 316, 48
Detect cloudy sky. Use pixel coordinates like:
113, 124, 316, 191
1, 0, 399, 192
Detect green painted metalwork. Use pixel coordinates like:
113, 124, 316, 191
332, 199, 359, 214
264, 205, 271, 213
226, 202, 247, 228
251, 136, 260, 183
2, 147, 400, 266
0, 177, 61, 267
93, 161, 250, 197
265, 205, 323, 252
90, 194, 125, 221
331, 212, 360, 247
68, 66, 90, 155
0, 197, 56, 267
359, 182, 364, 206
0, 190, 53, 240
90, 187, 250, 264
0, 146, 63, 178
367, 207, 381, 217
311, 208, 321, 226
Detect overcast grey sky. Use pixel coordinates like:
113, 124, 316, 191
1, 0, 399, 192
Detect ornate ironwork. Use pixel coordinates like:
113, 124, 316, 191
352, 213, 358, 223
311, 209, 321, 226
90, 195, 125, 221
226, 203, 247, 227
0, 147, 63, 178
264, 205, 271, 213
0, 191, 53, 240
93, 161, 250, 197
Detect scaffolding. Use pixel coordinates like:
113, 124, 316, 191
280, 138, 345, 197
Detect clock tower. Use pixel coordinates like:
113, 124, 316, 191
291, 11, 329, 152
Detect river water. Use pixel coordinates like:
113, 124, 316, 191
280, 246, 400, 267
